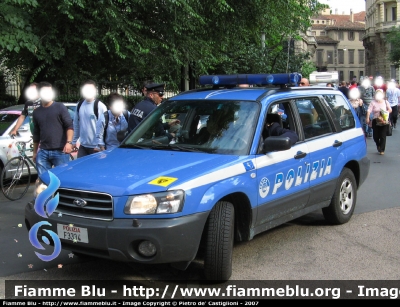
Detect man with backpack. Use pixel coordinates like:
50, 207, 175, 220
94, 93, 130, 151
358, 77, 376, 137
72, 80, 107, 158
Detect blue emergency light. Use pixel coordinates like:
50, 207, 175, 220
198, 73, 302, 87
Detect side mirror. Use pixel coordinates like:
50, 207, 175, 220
262, 136, 292, 154
117, 130, 128, 142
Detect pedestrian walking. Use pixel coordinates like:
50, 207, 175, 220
348, 88, 363, 119
386, 79, 400, 129
338, 81, 349, 99
10, 83, 40, 136
366, 89, 392, 155
32, 82, 74, 176
95, 93, 130, 151
72, 80, 107, 158
358, 78, 375, 137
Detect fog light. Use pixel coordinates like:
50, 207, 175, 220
137, 240, 157, 257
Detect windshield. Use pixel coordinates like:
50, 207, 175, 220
122, 100, 260, 155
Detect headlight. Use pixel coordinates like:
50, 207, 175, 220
124, 190, 185, 214
33, 178, 48, 198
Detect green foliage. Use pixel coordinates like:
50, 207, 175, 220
300, 61, 317, 79
0, 0, 324, 99
386, 27, 400, 68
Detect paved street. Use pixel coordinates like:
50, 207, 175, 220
1, 128, 400, 298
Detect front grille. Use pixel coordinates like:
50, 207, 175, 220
55, 188, 113, 221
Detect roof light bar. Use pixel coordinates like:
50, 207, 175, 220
198, 73, 302, 87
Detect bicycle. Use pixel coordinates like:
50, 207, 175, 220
1, 137, 77, 201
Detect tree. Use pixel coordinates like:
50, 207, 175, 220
0, 0, 325, 102
386, 26, 400, 68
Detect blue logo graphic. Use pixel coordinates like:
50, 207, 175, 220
29, 221, 62, 261
28, 171, 62, 261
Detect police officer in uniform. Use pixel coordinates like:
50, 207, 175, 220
128, 83, 165, 132
128, 83, 180, 139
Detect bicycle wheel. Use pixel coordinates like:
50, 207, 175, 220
1, 157, 31, 201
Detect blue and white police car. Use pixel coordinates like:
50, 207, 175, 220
25, 73, 370, 281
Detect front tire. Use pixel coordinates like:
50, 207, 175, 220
322, 167, 357, 225
204, 201, 234, 281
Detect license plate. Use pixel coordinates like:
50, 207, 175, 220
57, 224, 89, 243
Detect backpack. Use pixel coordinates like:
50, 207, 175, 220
76, 98, 101, 120
103, 110, 129, 142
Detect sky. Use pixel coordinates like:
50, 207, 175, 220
318, 0, 366, 14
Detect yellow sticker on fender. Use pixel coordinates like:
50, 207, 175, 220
148, 176, 178, 187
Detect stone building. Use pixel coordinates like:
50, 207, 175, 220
311, 9, 366, 82
363, 0, 400, 80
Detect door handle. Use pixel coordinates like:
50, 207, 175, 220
333, 140, 342, 147
294, 151, 307, 159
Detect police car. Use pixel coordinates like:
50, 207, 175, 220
25, 73, 370, 281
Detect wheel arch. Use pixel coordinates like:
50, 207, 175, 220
343, 160, 360, 188
200, 192, 253, 243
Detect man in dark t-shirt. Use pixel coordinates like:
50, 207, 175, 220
338, 81, 349, 99
32, 82, 74, 176
10, 83, 41, 136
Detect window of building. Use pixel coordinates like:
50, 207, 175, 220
348, 31, 354, 41
338, 32, 344, 40
317, 49, 323, 66
339, 71, 344, 81
312, 31, 316, 36
391, 65, 396, 79
385, 8, 388, 22
348, 49, 354, 64
392, 7, 397, 21
359, 32, 364, 41
349, 71, 354, 81
327, 51, 333, 64
359, 71, 364, 79
320, 31, 326, 36
338, 49, 344, 64
317, 20, 319, 23
322, 21, 325, 24
312, 20, 315, 23
358, 49, 364, 64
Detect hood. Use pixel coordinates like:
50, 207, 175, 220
46, 148, 245, 196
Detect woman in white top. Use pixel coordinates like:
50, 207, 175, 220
366, 89, 392, 155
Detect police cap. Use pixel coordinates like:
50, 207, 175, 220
146, 83, 165, 95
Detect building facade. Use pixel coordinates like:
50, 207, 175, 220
363, 0, 400, 80
311, 9, 366, 82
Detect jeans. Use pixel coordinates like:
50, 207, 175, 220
36, 149, 70, 177
77, 145, 97, 158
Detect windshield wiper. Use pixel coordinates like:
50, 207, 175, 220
151, 144, 209, 153
119, 144, 148, 149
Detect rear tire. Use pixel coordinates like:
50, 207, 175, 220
1, 157, 31, 201
322, 167, 356, 225
204, 201, 234, 281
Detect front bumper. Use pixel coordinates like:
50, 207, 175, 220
25, 202, 209, 264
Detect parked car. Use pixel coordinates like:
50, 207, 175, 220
0, 103, 78, 175
25, 74, 370, 281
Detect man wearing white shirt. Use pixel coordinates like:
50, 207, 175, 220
72, 80, 108, 157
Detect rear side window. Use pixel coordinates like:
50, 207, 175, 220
322, 94, 355, 130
